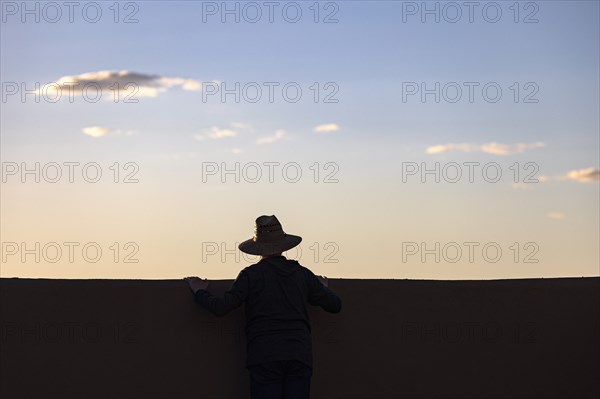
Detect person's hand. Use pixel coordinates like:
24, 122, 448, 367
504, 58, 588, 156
317, 275, 328, 287
184, 276, 209, 294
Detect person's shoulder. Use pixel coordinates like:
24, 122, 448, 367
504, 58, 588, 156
295, 262, 316, 275
241, 259, 268, 272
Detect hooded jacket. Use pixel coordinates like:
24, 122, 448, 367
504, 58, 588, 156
194, 256, 342, 368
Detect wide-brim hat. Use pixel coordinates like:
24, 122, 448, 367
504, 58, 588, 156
238, 215, 302, 256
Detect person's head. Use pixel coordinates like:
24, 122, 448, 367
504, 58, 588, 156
238, 215, 301, 257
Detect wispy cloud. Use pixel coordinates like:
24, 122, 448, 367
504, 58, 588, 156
314, 123, 340, 133
538, 175, 551, 182
230, 148, 243, 154
527, 168, 598, 184
257, 129, 286, 144
546, 212, 566, 220
562, 167, 599, 183
524, 167, 600, 184
511, 182, 533, 190
193, 122, 253, 141
231, 122, 254, 132
82, 126, 137, 138
42, 70, 205, 99
426, 141, 545, 155
194, 126, 238, 141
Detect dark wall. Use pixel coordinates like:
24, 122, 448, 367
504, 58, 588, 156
1, 277, 598, 399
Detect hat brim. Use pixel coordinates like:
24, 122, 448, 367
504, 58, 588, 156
238, 234, 302, 256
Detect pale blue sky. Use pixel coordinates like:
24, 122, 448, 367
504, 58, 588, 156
2, 2, 599, 164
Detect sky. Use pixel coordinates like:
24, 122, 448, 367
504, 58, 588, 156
0, 0, 598, 280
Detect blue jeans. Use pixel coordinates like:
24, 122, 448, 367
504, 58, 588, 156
248, 360, 312, 399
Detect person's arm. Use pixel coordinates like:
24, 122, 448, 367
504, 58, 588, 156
307, 271, 342, 313
185, 270, 249, 316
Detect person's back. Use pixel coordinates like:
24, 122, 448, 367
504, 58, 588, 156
185, 215, 342, 399
242, 255, 341, 369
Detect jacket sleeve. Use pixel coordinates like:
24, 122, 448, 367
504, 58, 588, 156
307, 270, 342, 313
194, 269, 249, 316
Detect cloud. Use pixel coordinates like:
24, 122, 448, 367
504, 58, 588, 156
426, 141, 545, 155
257, 130, 286, 144
193, 123, 254, 141
538, 175, 551, 183
314, 123, 340, 133
527, 168, 597, 184
546, 212, 566, 220
194, 126, 238, 141
230, 148, 243, 154
82, 126, 137, 138
511, 182, 533, 190
158, 76, 202, 91
562, 167, 599, 183
207, 128, 237, 139
426, 143, 475, 154
231, 122, 254, 132
41, 70, 204, 99
82, 126, 110, 138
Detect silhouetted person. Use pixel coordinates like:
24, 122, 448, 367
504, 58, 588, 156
185, 215, 341, 399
